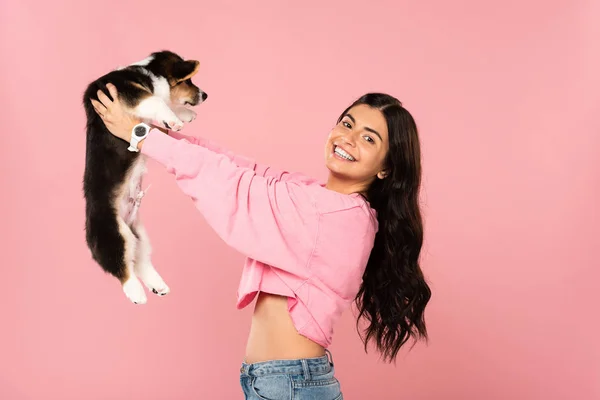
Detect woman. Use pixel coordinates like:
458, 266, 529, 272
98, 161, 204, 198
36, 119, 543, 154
92, 86, 431, 399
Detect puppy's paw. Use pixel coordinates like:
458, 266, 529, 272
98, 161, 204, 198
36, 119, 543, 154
176, 107, 197, 123
152, 286, 170, 296
162, 119, 184, 131
136, 264, 170, 297
123, 277, 147, 305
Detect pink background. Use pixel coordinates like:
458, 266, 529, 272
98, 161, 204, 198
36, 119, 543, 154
1, 0, 598, 399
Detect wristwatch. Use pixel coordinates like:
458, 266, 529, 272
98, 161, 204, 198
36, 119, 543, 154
127, 122, 151, 152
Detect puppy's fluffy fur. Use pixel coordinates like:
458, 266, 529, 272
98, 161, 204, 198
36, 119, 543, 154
82, 50, 206, 304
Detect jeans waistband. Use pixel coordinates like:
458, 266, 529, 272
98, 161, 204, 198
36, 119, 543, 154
240, 350, 334, 379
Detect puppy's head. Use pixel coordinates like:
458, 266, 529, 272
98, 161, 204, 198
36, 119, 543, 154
144, 50, 207, 106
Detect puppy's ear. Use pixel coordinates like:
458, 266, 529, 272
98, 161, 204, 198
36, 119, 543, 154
171, 60, 200, 84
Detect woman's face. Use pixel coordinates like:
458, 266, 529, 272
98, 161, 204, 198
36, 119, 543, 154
324, 104, 389, 194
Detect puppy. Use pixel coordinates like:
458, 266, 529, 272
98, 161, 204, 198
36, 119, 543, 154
82, 50, 206, 304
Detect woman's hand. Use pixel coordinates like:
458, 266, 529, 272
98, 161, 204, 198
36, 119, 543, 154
91, 83, 141, 143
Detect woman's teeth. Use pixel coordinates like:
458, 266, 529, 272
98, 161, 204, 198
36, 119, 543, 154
334, 146, 355, 161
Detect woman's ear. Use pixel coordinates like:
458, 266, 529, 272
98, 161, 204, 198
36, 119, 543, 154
377, 169, 388, 179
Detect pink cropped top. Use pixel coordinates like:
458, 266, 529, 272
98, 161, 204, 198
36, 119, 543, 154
141, 128, 378, 347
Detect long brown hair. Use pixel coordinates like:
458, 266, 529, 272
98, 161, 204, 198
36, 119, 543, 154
338, 93, 431, 362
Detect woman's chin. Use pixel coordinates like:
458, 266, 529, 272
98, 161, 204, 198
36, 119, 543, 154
325, 159, 343, 173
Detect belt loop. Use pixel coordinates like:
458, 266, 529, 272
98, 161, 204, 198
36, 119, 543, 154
325, 349, 334, 366
301, 359, 311, 381
240, 362, 250, 376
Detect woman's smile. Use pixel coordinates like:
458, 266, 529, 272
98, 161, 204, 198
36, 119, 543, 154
332, 144, 357, 162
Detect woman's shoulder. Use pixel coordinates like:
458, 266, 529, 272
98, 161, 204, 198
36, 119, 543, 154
297, 183, 378, 231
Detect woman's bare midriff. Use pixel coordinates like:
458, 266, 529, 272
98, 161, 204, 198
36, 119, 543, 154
244, 292, 325, 364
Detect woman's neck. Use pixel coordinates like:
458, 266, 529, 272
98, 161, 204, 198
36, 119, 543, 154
325, 174, 370, 196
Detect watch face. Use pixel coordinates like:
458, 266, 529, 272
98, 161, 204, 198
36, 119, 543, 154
134, 125, 147, 137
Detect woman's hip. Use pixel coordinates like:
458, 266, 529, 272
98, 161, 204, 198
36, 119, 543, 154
239, 350, 343, 400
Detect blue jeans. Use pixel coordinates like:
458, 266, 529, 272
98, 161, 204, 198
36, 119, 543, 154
239, 350, 343, 399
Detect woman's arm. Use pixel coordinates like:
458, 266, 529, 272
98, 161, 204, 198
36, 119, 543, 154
141, 128, 320, 274
167, 130, 320, 185
90, 83, 319, 185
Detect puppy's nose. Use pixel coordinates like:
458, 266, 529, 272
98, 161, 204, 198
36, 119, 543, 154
201, 92, 208, 101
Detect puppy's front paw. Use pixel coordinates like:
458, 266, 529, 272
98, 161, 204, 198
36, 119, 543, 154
181, 109, 197, 123
176, 107, 197, 123
162, 119, 184, 131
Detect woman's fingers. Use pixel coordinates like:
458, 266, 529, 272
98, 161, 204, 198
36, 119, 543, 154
106, 83, 119, 103
90, 99, 106, 116
96, 88, 112, 108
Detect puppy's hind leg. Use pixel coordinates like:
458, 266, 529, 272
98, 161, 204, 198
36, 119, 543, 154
132, 217, 170, 296
117, 217, 148, 304
87, 212, 147, 304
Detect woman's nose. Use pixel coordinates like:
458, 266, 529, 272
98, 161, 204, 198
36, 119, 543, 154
342, 132, 357, 147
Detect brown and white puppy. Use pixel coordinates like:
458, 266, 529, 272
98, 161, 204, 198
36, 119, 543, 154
82, 50, 207, 304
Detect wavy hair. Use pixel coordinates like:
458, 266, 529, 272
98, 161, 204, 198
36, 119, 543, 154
338, 93, 431, 363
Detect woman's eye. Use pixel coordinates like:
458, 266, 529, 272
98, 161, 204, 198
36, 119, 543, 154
343, 121, 351, 128
364, 136, 374, 143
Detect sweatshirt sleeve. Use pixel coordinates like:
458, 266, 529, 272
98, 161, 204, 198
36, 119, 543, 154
141, 129, 319, 274
167, 130, 320, 185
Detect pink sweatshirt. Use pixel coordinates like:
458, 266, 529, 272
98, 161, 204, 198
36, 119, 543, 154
141, 128, 378, 347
